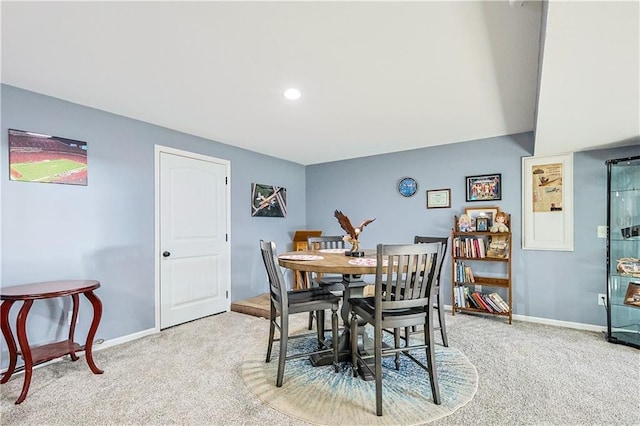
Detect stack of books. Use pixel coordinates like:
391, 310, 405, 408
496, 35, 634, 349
455, 287, 510, 313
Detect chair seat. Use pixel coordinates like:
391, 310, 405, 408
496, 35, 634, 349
350, 297, 428, 319
287, 289, 340, 315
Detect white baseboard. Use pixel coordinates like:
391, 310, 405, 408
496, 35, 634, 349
0, 327, 157, 376
92, 327, 157, 351
444, 304, 607, 333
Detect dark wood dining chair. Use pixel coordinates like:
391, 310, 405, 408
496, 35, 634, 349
349, 242, 443, 416
259, 240, 340, 387
411, 236, 449, 347
306, 235, 347, 330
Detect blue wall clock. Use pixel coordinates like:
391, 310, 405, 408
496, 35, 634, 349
398, 177, 418, 197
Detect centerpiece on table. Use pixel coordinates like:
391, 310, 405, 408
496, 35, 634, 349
334, 210, 375, 257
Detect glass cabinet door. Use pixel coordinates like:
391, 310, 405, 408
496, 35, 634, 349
606, 155, 640, 349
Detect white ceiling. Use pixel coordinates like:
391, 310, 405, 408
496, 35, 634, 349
1, 1, 638, 165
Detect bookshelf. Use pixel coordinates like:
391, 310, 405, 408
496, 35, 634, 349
451, 215, 512, 323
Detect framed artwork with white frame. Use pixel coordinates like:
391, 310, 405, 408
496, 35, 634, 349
522, 153, 574, 251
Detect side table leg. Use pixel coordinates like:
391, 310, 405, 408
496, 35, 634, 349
68, 294, 80, 361
0, 300, 17, 383
15, 300, 34, 404
83, 290, 103, 374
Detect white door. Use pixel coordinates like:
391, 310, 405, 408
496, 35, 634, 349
158, 147, 230, 329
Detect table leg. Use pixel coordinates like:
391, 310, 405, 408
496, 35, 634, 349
0, 300, 17, 384
83, 290, 103, 374
310, 274, 369, 367
68, 294, 80, 361
15, 300, 34, 404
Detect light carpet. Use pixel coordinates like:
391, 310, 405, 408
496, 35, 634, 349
242, 329, 478, 425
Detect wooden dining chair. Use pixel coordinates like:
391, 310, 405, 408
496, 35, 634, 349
306, 235, 347, 330
349, 242, 443, 416
411, 236, 449, 347
259, 240, 340, 387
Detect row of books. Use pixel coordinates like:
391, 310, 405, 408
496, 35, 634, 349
453, 237, 486, 258
454, 261, 475, 283
453, 235, 510, 259
454, 286, 510, 313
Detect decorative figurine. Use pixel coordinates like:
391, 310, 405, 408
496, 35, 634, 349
334, 210, 376, 256
490, 211, 509, 233
458, 214, 473, 232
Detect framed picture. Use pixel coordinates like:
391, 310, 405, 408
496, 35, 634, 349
9, 128, 88, 186
476, 217, 489, 232
522, 154, 574, 251
251, 183, 287, 217
466, 173, 501, 202
465, 206, 499, 231
426, 188, 451, 209
623, 282, 640, 308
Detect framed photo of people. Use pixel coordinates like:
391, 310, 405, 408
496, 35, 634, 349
466, 173, 501, 202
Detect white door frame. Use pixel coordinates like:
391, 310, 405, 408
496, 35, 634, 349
154, 145, 231, 332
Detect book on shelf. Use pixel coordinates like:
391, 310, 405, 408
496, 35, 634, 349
486, 235, 509, 258
463, 286, 471, 308
471, 292, 493, 312
482, 293, 502, 312
453, 236, 487, 258
455, 261, 475, 283
488, 292, 510, 312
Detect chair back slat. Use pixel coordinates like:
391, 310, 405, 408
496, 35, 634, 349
307, 236, 346, 250
259, 240, 288, 309
376, 243, 443, 312
414, 236, 449, 289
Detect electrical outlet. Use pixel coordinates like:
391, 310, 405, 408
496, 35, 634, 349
597, 226, 607, 239
598, 293, 606, 306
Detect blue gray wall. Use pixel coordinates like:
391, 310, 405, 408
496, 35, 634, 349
0, 84, 304, 360
306, 135, 639, 326
1, 84, 638, 369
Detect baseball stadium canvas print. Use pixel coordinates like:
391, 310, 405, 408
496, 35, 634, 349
9, 129, 88, 186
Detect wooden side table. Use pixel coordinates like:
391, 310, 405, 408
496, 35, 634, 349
0, 280, 103, 404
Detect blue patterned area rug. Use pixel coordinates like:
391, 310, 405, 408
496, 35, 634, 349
242, 332, 478, 425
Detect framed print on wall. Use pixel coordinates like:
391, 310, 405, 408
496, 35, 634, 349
466, 173, 501, 202
9, 129, 88, 186
522, 153, 573, 251
426, 188, 451, 208
251, 183, 287, 217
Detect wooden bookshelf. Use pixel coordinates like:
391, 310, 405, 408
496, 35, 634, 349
451, 215, 512, 324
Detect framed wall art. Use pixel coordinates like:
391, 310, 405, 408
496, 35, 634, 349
426, 188, 451, 208
251, 183, 287, 217
9, 129, 88, 186
522, 153, 573, 251
466, 173, 501, 202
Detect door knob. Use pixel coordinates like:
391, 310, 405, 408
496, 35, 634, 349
162, 251, 171, 257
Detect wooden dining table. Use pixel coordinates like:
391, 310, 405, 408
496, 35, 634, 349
278, 248, 380, 377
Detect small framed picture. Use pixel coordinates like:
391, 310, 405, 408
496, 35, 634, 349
623, 282, 640, 308
465, 206, 500, 230
466, 173, 501, 202
426, 188, 451, 209
476, 217, 489, 232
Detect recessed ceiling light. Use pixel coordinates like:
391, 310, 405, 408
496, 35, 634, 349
283, 88, 302, 100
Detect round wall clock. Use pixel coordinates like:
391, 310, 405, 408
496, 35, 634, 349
398, 177, 418, 197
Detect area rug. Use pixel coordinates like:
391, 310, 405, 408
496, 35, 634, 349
242, 331, 478, 425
